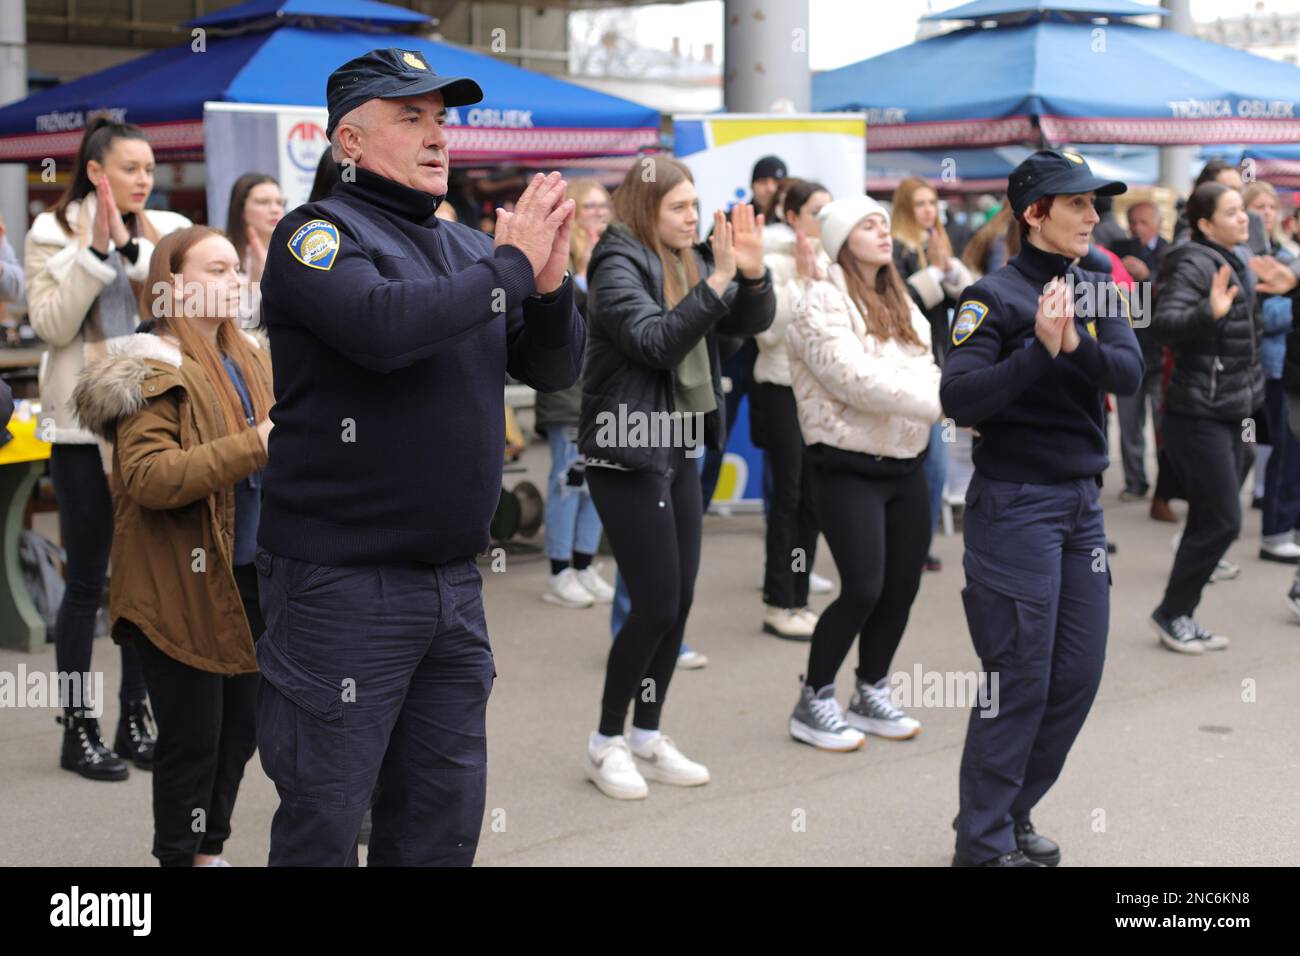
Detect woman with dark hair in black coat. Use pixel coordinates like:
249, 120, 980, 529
1150, 182, 1263, 653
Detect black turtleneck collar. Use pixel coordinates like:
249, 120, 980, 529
338, 165, 444, 225
1011, 237, 1073, 283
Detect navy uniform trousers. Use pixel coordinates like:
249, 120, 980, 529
254, 548, 494, 866
955, 472, 1108, 863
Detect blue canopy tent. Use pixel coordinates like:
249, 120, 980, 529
0, 0, 660, 163
813, 1, 1300, 151
867, 145, 1158, 193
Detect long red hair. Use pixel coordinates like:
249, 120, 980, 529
138, 226, 272, 435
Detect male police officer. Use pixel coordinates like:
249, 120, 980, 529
254, 48, 584, 866
941, 150, 1144, 867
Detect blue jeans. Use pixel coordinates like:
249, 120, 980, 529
923, 422, 948, 541
543, 426, 604, 561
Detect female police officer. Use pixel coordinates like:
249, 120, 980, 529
941, 150, 1144, 867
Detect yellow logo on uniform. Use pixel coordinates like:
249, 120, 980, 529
402, 51, 428, 71
952, 300, 989, 346
287, 219, 340, 271
1062, 150, 1085, 164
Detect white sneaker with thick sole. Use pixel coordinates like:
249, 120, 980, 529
795, 607, 820, 629
543, 568, 595, 608
630, 735, 710, 786
585, 734, 647, 799
575, 566, 616, 603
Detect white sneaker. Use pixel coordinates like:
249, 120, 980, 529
195, 858, 231, 867
1210, 559, 1240, 582
574, 566, 615, 603
630, 734, 710, 786
585, 734, 647, 799
543, 568, 594, 608
677, 648, 709, 670
809, 572, 834, 595
763, 606, 815, 640
795, 607, 820, 629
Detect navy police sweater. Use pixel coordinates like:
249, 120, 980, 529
940, 241, 1143, 484
258, 167, 584, 565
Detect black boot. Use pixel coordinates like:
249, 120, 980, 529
1015, 819, 1061, 867
114, 700, 157, 771
58, 709, 129, 782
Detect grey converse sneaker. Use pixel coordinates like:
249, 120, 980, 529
845, 676, 921, 740
789, 678, 864, 752
1190, 618, 1229, 651
1151, 609, 1204, 655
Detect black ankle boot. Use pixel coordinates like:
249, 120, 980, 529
114, 700, 156, 771
58, 709, 129, 781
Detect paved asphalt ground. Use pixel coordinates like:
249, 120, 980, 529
2, 417, 1298, 867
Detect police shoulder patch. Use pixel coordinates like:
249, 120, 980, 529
287, 219, 340, 271
952, 299, 989, 346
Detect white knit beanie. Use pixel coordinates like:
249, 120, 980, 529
817, 195, 891, 262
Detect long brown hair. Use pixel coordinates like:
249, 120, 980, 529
225, 172, 279, 267
891, 176, 948, 268
52, 117, 160, 244
836, 242, 922, 348
139, 226, 273, 435
612, 156, 701, 308
961, 204, 1019, 276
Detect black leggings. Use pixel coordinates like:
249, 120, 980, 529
50, 443, 147, 705
587, 448, 702, 737
133, 563, 263, 867
805, 462, 930, 691
755, 383, 818, 609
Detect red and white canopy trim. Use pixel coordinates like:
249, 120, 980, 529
865, 114, 1300, 151
0, 121, 660, 164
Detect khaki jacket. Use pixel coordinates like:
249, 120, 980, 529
72, 331, 271, 674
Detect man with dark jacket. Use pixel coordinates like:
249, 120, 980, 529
255, 48, 584, 866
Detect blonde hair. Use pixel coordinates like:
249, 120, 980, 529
891, 176, 947, 268
567, 178, 610, 277
611, 157, 701, 308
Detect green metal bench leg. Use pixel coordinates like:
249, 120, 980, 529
0, 461, 47, 652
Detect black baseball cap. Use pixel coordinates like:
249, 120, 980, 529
1007, 149, 1126, 217
751, 155, 787, 183
326, 48, 484, 137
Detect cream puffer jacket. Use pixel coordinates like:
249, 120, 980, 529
755, 222, 831, 388
786, 262, 942, 459
25, 196, 191, 444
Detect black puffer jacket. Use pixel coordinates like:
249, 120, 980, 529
579, 223, 775, 475
1151, 238, 1263, 422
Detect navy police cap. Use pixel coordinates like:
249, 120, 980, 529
1008, 149, 1127, 217
327, 48, 483, 138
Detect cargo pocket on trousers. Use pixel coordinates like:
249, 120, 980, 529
255, 624, 346, 807
960, 548, 1053, 665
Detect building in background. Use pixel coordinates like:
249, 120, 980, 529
1198, 1, 1300, 64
